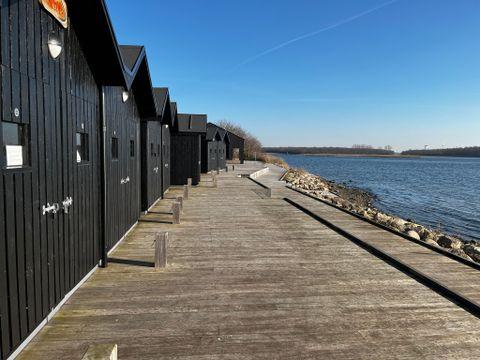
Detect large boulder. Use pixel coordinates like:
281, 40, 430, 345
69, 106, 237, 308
407, 230, 421, 240
390, 217, 407, 229
424, 238, 438, 247
374, 212, 390, 224
463, 244, 480, 263
437, 235, 463, 250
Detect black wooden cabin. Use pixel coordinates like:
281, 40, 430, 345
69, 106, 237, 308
171, 113, 207, 185
202, 123, 228, 173
140, 87, 173, 211
103, 45, 157, 242
226, 130, 245, 164
0, 2, 155, 358
217, 126, 227, 170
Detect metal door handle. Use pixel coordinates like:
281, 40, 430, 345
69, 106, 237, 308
42, 203, 60, 216
61, 197, 73, 214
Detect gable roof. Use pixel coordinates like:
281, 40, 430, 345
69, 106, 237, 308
120, 45, 144, 72
153, 88, 169, 116
170, 102, 178, 122
206, 123, 219, 141
177, 114, 207, 133
69, 0, 127, 86
118, 45, 156, 118
206, 123, 229, 141
152, 88, 177, 126
226, 130, 245, 149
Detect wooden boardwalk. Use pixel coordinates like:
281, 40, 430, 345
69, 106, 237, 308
18, 163, 480, 359
260, 166, 480, 304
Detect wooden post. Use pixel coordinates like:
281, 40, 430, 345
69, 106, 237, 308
154, 232, 168, 268
187, 178, 192, 187
225, 166, 229, 173
176, 196, 184, 213
212, 174, 217, 188
266, 188, 272, 198
172, 202, 181, 224
183, 185, 189, 200
82, 344, 117, 360
217, 169, 220, 175
232, 165, 235, 171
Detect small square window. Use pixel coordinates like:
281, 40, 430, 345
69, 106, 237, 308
111, 137, 118, 159
76, 133, 89, 163
2, 122, 29, 169
130, 140, 135, 158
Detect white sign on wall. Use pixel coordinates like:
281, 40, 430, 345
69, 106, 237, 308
5, 145, 24, 167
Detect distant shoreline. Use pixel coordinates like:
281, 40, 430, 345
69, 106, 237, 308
268, 152, 420, 158
269, 153, 480, 159
302, 153, 420, 158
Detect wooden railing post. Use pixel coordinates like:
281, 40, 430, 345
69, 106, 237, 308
183, 185, 189, 200
232, 165, 235, 171
187, 178, 192, 187
154, 232, 168, 268
176, 196, 184, 213
266, 188, 272, 198
212, 173, 217, 188
172, 201, 181, 224
82, 344, 117, 360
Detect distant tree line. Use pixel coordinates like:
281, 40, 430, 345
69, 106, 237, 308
217, 120, 263, 159
263, 147, 395, 155
401, 147, 480, 157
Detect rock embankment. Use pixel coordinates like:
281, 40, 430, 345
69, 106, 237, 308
283, 168, 480, 264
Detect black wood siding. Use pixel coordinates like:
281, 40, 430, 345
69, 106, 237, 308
171, 134, 201, 185
202, 140, 218, 173
162, 124, 170, 192
0, 1, 101, 358
103, 86, 141, 252
140, 120, 162, 211
227, 132, 245, 163
217, 141, 226, 170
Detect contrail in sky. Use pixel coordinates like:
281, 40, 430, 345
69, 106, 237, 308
231, 0, 401, 71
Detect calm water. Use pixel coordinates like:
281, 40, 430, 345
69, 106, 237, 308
278, 154, 480, 241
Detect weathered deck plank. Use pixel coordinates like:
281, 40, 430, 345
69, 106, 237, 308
17, 163, 480, 359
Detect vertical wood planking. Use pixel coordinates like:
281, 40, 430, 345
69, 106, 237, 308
0, 174, 11, 358
0, 2, 102, 357
4, 175, 20, 347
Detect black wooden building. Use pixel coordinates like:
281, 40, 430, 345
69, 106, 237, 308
104, 45, 156, 252
226, 130, 245, 164
0, 1, 117, 358
140, 87, 173, 211
0, 1, 157, 358
202, 123, 228, 173
171, 113, 207, 185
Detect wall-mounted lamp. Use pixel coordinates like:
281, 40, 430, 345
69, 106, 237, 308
48, 34, 63, 59
122, 91, 129, 103
165, 125, 169, 129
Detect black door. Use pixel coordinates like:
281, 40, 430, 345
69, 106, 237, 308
162, 125, 170, 193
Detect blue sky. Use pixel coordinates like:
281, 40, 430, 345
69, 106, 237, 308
106, 0, 480, 151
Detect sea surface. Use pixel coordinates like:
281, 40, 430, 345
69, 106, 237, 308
278, 154, 480, 241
